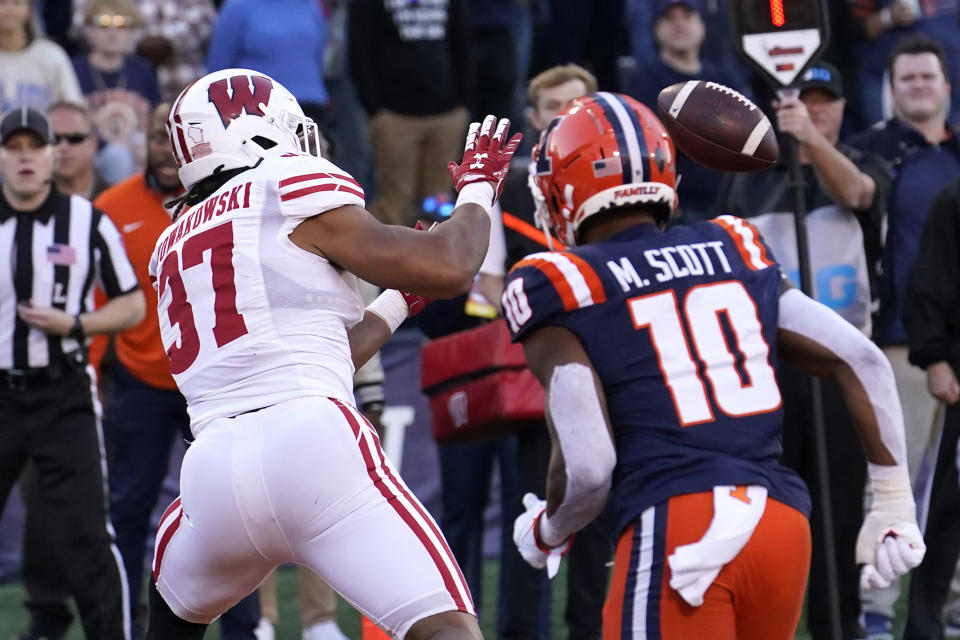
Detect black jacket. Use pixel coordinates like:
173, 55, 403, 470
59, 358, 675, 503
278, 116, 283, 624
348, 0, 473, 117
904, 177, 960, 372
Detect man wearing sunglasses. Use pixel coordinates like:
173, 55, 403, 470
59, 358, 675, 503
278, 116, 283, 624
48, 101, 108, 201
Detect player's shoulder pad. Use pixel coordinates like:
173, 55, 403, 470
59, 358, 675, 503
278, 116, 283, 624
502, 249, 607, 338
706, 214, 778, 271
269, 153, 365, 203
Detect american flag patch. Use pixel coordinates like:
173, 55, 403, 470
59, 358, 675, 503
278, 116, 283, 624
46, 244, 76, 265
593, 157, 622, 178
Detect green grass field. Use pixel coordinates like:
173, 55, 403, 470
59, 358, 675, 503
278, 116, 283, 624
0, 560, 910, 639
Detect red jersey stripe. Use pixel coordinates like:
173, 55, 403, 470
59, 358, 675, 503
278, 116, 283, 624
352, 408, 474, 612
330, 399, 472, 613
158, 496, 182, 526
280, 182, 364, 202
152, 505, 183, 582
279, 172, 362, 190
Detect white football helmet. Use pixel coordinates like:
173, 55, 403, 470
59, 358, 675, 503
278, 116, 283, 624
167, 68, 321, 189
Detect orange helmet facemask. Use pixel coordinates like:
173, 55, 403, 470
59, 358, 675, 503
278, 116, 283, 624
530, 92, 678, 247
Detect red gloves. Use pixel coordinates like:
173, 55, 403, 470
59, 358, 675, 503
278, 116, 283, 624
447, 115, 523, 200
398, 220, 435, 316
399, 290, 430, 316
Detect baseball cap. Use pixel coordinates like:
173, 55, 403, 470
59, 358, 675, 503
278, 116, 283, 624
0, 107, 53, 146
655, 0, 703, 17
797, 62, 844, 99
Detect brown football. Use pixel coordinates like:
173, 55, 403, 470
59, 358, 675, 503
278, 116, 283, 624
656, 80, 778, 172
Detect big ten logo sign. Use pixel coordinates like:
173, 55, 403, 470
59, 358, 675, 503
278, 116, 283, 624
785, 264, 857, 311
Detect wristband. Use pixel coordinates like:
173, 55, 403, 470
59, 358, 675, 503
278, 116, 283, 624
537, 511, 569, 549
68, 314, 85, 340
366, 289, 409, 333
455, 182, 495, 216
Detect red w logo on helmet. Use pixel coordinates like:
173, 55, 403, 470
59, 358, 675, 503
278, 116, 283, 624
207, 75, 274, 127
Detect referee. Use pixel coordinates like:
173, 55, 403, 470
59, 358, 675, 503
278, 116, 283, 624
0, 107, 144, 639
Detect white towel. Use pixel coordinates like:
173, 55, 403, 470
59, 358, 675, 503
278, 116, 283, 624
667, 485, 767, 606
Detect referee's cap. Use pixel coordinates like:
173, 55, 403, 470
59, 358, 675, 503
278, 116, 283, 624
0, 107, 53, 146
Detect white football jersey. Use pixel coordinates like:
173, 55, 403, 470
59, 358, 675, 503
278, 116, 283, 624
148, 153, 367, 433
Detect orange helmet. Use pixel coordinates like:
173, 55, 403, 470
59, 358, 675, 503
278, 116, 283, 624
530, 92, 677, 247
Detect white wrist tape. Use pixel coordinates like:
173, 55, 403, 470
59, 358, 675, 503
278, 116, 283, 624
455, 182, 495, 216
868, 463, 913, 508
539, 363, 616, 547
365, 289, 409, 333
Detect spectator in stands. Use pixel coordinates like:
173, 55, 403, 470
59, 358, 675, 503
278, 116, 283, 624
71, 0, 215, 103
628, 0, 749, 224
849, 0, 960, 125
476, 63, 611, 640
465, 0, 517, 123
136, 0, 216, 102
49, 101, 109, 200
845, 34, 960, 639
72, 0, 161, 183
89, 103, 260, 640
0, 0, 83, 112
348, 0, 471, 227
538, 0, 625, 92
206, 0, 331, 133
720, 62, 891, 640
903, 177, 960, 639
628, 0, 749, 88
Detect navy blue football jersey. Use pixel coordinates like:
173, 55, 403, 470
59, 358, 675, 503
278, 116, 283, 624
502, 216, 811, 538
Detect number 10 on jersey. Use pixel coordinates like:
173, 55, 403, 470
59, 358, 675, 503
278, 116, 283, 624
629, 281, 781, 425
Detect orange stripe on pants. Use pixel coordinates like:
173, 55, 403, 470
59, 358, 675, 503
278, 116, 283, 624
603, 492, 810, 640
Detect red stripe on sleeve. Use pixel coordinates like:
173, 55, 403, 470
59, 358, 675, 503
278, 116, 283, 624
280, 182, 365, 202
279, 172, 363, 191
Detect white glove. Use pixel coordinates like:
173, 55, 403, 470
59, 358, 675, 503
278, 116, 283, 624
856, 465, 926, 590
513, 493, 572, 579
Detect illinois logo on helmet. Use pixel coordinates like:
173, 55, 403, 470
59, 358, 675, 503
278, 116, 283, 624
530, 92, 677, 247
166, 68, 321, 189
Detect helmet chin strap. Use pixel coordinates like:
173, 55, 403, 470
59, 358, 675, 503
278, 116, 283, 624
528, 171, 558, 251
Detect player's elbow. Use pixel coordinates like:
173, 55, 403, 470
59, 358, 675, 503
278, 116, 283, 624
833, 332, 891, 387
427, 264, 478, 298
566, 444, 615, 500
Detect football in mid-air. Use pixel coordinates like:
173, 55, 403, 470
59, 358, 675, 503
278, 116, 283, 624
656, 80, 778, 172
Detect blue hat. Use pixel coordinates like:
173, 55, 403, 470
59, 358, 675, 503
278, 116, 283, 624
655, 0, 703, 17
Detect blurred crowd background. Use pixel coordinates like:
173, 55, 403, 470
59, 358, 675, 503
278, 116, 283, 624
2, 1, 960, 640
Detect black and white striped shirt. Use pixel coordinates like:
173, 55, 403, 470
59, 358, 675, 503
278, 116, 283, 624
0, 189, 138, 370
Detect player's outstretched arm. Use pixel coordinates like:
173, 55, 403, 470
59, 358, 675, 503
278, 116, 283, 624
289, 116, 522, 300
777, 287, 925, 590
512, 325, 616, 576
